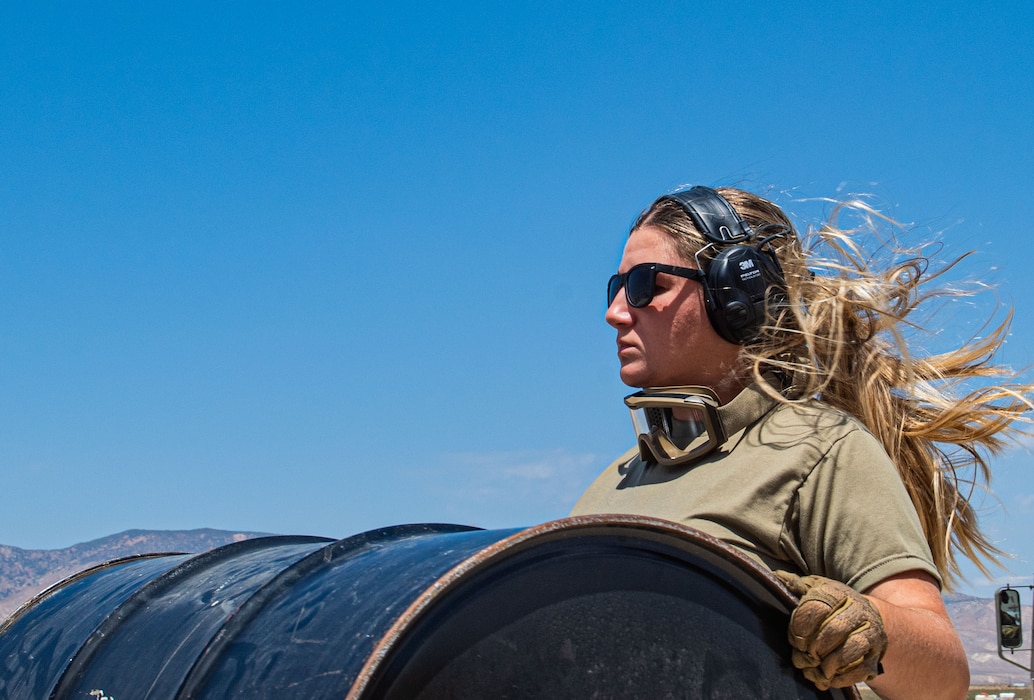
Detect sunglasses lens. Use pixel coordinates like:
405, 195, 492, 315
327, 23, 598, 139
607, 274, 623, 306
625, 267, 655, 307
608, 266, 657, 308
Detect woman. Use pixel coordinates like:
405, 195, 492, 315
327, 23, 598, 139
572, 185, 1032, 698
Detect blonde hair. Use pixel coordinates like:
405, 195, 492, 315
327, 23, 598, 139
637, 186, 1033, 589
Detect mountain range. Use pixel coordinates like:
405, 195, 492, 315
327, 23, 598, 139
1, 528, 1031, 686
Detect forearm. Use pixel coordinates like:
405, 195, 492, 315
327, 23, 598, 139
864, 591, 969, 699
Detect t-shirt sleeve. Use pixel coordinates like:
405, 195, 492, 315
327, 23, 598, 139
793, 427, 940, 592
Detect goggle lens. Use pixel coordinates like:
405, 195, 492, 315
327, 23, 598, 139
624, 387, 726, 466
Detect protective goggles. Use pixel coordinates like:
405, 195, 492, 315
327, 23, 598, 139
608, 262, 704, 308
624, 386, 727, 466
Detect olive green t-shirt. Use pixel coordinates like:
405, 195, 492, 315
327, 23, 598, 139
571, 383, 938, 593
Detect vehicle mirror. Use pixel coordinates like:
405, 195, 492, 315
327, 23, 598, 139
997, 588, 1023, 649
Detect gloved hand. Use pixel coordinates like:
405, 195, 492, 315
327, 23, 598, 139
775, 571, 888, 690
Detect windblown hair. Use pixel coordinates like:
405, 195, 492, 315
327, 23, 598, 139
636, 186, 1033, 589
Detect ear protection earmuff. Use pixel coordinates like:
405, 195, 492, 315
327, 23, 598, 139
658, 186, 787, 344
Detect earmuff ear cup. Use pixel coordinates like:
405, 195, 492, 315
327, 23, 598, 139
703, 246, 784, 344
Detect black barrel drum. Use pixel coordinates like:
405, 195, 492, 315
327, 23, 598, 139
0, 515, 859, 699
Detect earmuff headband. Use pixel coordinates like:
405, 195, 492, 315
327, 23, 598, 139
659, 186, 754, 244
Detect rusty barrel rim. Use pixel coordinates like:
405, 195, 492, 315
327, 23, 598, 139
347, 514, 840, 699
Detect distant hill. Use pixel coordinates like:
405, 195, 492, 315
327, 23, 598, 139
1, 529, 1031, 685
945, 592, 1033, 685
0, 528, 269, 620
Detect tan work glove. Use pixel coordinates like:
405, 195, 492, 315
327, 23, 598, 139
775, 571, 888, 690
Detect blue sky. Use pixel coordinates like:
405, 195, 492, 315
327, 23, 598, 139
1, 2, 1032, 598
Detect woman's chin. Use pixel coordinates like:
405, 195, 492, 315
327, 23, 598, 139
618, 366, 650, 388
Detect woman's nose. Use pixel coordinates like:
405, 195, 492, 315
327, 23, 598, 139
605, 292, 632, 328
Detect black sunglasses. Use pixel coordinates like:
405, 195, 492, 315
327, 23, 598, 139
607, 262, 704, 308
